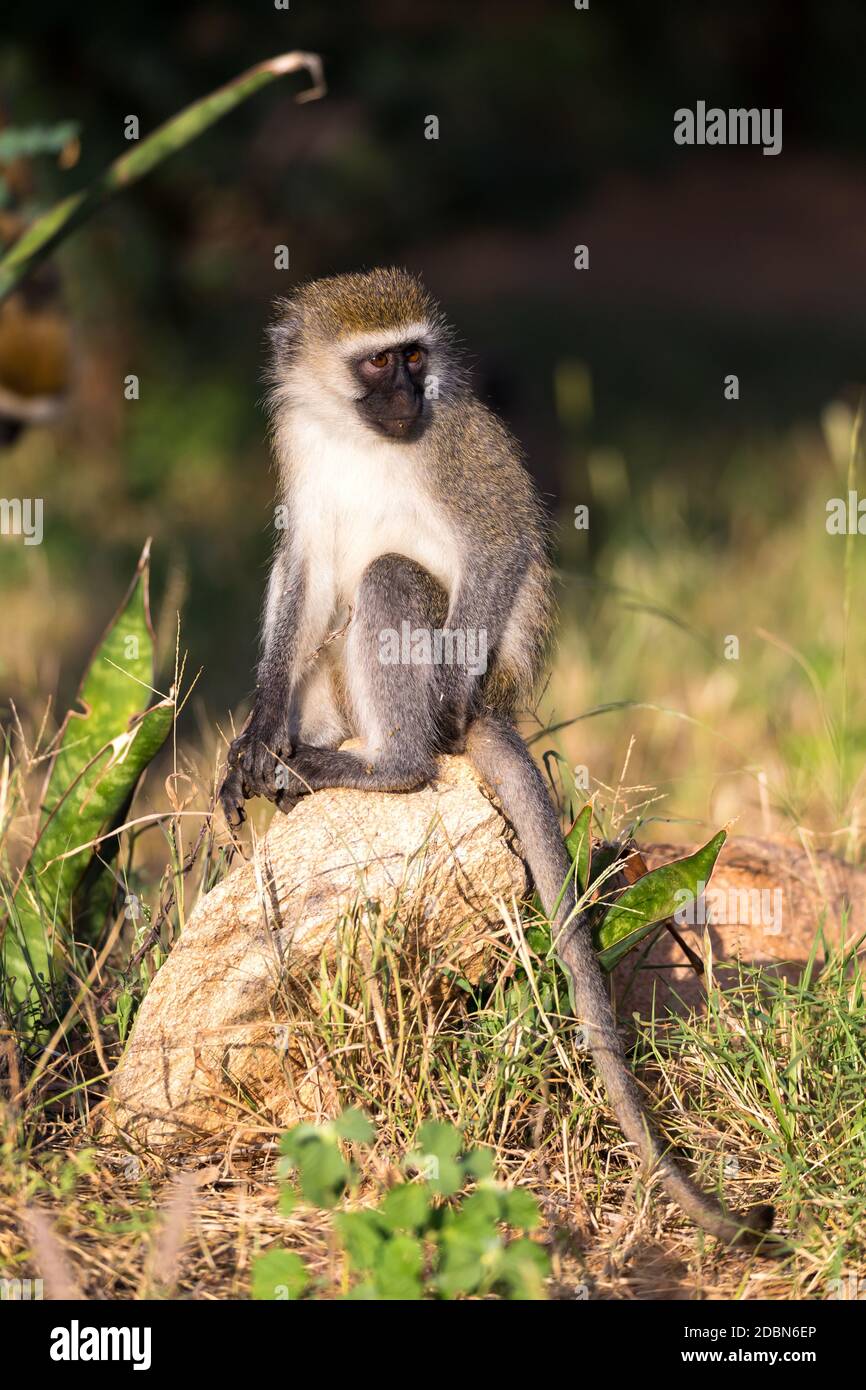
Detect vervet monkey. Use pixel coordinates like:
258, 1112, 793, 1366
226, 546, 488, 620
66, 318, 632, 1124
220, 267, 773, 1248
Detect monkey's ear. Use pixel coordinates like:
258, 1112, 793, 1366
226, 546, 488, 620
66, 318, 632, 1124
267, 299, 302, 368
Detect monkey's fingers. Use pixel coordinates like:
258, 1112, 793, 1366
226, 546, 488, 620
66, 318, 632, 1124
275, 775, 310, 815
258, 748, 285, 801
219, 764, 247, 829
238, 736, 292, 801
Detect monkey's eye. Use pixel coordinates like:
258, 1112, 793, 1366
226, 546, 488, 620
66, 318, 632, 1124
369, 352, 390, 369
404, 347, 423, 365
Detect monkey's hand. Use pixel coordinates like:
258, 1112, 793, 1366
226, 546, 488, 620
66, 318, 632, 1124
219, 705, 294, 828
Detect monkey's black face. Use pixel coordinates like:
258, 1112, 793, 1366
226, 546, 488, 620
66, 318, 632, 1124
352, 343, 428, 440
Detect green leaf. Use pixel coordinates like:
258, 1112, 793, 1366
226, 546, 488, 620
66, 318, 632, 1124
0, 55, 325, 302
453, 1187, 501, 1234
565, 803, 592, 893
461, 1146, 495, 1181
2, 543, 174, 1032
280, 1127, 352, 1208
40, 544, 157, 830
279, 1123, 320, 1156
500, 1187, 542, 1231
277, 1185, 297, 1218
343, 1281, 379, 1300
414, 1120, 462, 1158
407, 1122, 464, 1196
332, 1107, 374, 1145
531, 804, 592, 935
436, 1226, 496, 1298
251, 1249, 309, 1301
594, 830, 727, 971
494, 1239, 548, 1300
334, 1210, 388, 1271
372, 1235, 424, 1300
298, 1143, 352, 1208
379, 1183, 432, 1232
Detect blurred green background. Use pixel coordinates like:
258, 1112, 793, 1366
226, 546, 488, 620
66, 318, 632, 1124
2, 0, 866, 846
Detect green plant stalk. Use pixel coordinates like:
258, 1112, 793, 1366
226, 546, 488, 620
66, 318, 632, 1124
0, 51, 324, 301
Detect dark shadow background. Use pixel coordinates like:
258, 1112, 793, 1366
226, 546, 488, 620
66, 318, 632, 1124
1, 0, 865, 719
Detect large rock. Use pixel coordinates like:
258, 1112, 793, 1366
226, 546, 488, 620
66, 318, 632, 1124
107, 755, 528, 1149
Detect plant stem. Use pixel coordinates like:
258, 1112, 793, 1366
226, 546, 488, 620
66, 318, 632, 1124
0, 51, 324, 300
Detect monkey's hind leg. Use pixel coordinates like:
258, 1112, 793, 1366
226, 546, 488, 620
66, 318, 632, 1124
276, 553, 447, 810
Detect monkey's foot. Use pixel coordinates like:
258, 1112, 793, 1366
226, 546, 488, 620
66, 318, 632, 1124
219, 714, 296, 826
218, 764, 247, 829
272, 743, 325, 812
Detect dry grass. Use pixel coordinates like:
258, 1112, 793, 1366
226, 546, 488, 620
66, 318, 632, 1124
2, 873, 863, 1300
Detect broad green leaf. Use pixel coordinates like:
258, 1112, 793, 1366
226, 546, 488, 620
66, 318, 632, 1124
565, 803, 592, 892
2, 543, 174, 1030
372, 1235, 424, 1300
500, 1187, 542, 1231
379, 1182, 431, 1232
4, 699, 174, 1020
414, 1120, 462, 1158
40, 542, 156, 829
251, 1249, 309, 1301
334, 1210, 388, 1271
532, 804, 592, 927
280, 1127, 352, 1208
279, 1122, 321, 1155
461, 1146, 494, 1181
277, 1185, 297, 1218
344, 1281, 378, 1300
594, 830, 727, 972
436, 1226, 494, 1298
407, 1121, 463, 1196
453, 1187, 501, 1235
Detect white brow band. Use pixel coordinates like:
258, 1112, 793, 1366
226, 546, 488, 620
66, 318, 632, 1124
338, 323, 432, 357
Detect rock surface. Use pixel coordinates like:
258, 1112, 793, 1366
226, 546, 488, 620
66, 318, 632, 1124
107, 755, 527, 1149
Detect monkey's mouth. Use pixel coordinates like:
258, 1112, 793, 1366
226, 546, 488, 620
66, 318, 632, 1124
369, 412, 424, 440
356, 390, 425, 440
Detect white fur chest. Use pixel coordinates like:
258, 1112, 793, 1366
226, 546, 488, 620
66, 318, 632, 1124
285, 411, 461, 626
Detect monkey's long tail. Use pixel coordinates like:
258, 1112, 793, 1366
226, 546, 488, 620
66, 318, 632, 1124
465, 713, 775, 1249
